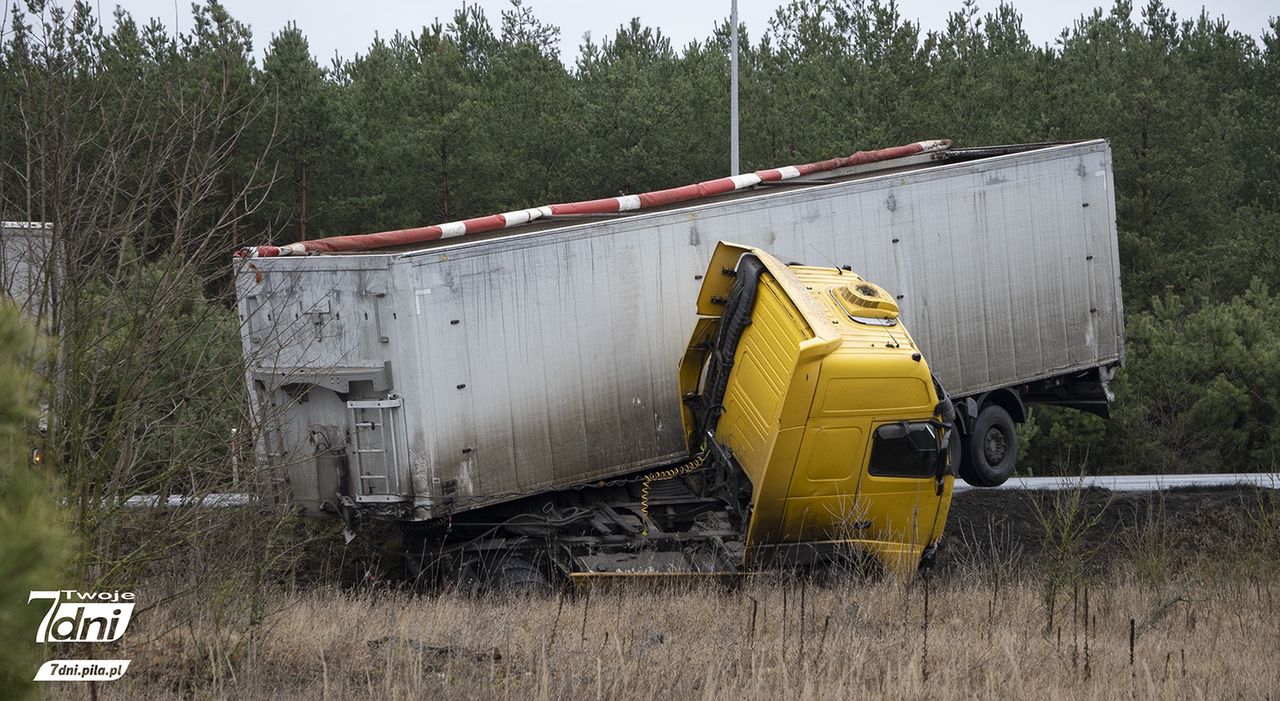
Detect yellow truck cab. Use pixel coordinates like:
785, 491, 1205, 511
679, 242, 956, 574
400, 241, 961, 587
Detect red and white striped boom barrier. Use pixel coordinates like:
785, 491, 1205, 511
236, 140, 951, 258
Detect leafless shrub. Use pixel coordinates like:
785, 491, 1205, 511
0, 0, 315, 656
1118, 493, 1173, 592
1026, 472, 1111, 633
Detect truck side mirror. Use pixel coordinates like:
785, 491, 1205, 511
875, 423, 907, 441
934, 431, 951, 495
905, 424, 938, 453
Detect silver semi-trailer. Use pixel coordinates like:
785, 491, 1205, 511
235, 140, 1123, 523
1, 221, 55, 321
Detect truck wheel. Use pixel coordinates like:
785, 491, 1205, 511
961, 405, 1017, 487
490, 556, 553, 595
403, 534, 429, 584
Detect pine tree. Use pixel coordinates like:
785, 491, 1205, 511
263, 22, 332, 240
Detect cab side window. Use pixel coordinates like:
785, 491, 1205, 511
868, 422, 939, 478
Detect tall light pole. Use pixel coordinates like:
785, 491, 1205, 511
730, 0, 740, 176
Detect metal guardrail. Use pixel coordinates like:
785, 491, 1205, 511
119, 493, 253, 508
953, 473, 1280, 494
116, 474, 1280, 510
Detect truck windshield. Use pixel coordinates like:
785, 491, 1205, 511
868, 422, 939, 478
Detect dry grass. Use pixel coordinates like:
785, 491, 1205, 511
47, 569, 1280, 700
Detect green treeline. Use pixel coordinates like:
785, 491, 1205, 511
2, 0, 1278, 475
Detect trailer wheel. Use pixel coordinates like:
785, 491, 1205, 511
960, 405, 1017, 487
490, 556, 554, 595
403, 534, 430, 585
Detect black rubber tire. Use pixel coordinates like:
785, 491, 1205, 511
402, 533, 432, 587
405, 550, 423, 579
489, 556, 553, 595
960, 405, 1017, 487
451, 558, 486, 595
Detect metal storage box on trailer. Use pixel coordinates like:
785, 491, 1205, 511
236, 139, 1123, 520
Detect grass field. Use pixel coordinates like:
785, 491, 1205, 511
48, 573, 1279, 700
42, 488, 1280, 699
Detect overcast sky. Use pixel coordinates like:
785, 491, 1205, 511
16, 1, 1276, 64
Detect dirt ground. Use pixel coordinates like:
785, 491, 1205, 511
937, 486, 1279, 576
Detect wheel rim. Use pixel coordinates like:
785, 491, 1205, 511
983, 426, 1008, 465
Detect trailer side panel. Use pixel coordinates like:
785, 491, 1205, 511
237, 141, 1123, 516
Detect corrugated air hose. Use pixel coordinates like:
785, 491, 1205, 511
640, 452, 708, 536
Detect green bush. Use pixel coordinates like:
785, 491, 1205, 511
0, 302, 70, 699
1026, 281, 1280, 475
65, 262, 243, 492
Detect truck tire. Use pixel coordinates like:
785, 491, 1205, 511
960, 405, 1017, 487
490, 556, 553, 595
